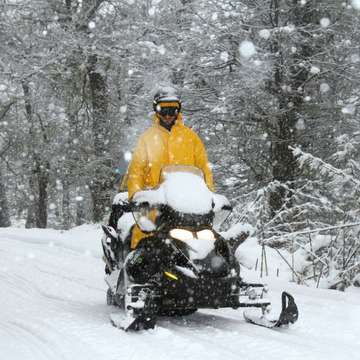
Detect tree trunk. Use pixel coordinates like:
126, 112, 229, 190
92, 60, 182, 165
75, 193, 86, 226
62, 177, 72, 230
87, 54, 112, 222
0, 167, 11, 227
25, 172, 37, 228
35, 159, 50, 228
268, 0, 313, 216
22, 82, 50, 228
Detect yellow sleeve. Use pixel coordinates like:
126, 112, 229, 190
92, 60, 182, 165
127, 137, 148, 199
193, 132, 215, 191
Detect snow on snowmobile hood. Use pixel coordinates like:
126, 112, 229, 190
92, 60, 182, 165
132, 168, 230, 215
179, 237, 215, 260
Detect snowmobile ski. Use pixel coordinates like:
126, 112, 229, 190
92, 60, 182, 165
243, 292, 298, 329
110, 312, 156, 331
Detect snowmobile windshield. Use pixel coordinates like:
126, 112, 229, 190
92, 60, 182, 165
132, 165, 231, 230
133, 167, 213, 215
155, 204, 214, 229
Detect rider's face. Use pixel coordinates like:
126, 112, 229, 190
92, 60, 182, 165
157, 106, 178, 124
159, 113, 177, 124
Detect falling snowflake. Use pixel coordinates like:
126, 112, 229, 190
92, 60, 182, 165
158, 45, 166, 55
259, 29, 271, 40
220, 52, 229, 61
351, 0, 360, 10
320, 18, 331, 28
320, 83, 330, 93
124, 151, 132, 161
310, 66, 320, 74
295, 118, 306, 130
341, 104, 356, 115
239, 41, 257, 59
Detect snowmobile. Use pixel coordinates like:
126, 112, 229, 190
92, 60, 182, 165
102, 165, 298, 331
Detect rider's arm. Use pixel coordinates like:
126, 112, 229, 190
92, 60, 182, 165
127, 137, 148, 199
193, 133, 215, 191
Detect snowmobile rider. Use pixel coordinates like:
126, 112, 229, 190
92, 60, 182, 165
102, 87, 215, 280
127, 87, 215, 250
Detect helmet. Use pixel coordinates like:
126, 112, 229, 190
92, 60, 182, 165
153, 87, 182, 113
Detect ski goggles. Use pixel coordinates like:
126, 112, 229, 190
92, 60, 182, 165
159, 107, 178, 117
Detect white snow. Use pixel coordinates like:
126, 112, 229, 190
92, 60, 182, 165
131, 168, 230, 219
295, 118, 306, 130
259, 29, 271, 40
280, 24, 295, 33
220, 51, 229, 62
137, 215, 156, 232
157, 45, 166, 55
113, 192, 128, 205
215, 123, 224, 131
133, 170, 214, 214
0, 225, 359, 360
117, 212, 135, 240
124, 151, 132, 161
239, 41, 257, 59
88, 21, 96, 29
320, 83, 330, 93
221, 223, 254, 241
351, 0, 360, 10
310, 66, 320, 74
180, 237, 215, 260
341, 104, 356, 115
320, 18, 331, 28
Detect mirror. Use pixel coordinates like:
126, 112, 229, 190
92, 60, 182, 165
132, 202, 158, 233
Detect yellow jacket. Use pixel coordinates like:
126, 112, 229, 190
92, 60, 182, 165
127, 114, 214, 199
126, 113, 214, 248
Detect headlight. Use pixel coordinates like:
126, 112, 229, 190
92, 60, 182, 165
196, 229, 216, 241
169, 229, 216, 241
169, 229, 194, 241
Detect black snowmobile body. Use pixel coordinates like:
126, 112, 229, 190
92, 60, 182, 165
102, 166, 299, 331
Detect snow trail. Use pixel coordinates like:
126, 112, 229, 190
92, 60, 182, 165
0, 226, 359, 360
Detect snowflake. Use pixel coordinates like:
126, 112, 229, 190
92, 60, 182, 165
352, 0, 360, 10
259, 29, 271, 40
239, 41, 256, 59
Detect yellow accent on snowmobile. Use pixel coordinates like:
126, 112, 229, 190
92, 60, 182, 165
164, 271, 179, 281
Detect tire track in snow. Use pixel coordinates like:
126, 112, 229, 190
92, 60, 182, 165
0, 319, 60, 360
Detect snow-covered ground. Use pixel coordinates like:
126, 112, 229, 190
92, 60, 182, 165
0, 225, 359, 360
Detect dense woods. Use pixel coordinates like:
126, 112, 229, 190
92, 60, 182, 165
1, 0, 360, 289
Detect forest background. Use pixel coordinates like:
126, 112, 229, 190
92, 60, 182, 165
1, 0, 360, 289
